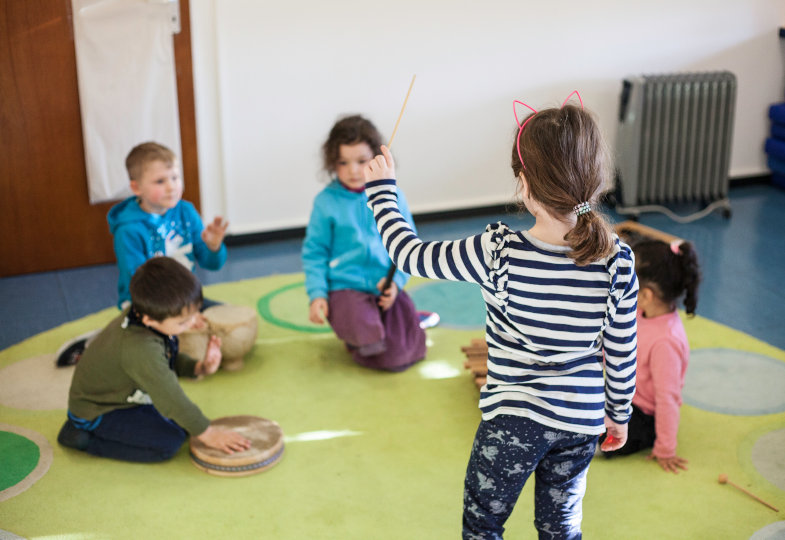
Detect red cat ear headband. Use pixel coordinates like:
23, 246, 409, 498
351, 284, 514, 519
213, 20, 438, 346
513, 90, 584, 170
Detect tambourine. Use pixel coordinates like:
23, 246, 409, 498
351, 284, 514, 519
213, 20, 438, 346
189, 415, 284, 477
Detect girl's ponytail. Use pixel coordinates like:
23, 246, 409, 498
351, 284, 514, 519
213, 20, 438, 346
564, 208, 614, 266
511, 104, 615, 266
634, 240, 702, 315
675, 241, 701, 316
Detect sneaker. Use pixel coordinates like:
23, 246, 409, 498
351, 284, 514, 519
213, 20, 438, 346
57, 420, 91, 450
55, 329, 99, 367
418, 311, 440, 330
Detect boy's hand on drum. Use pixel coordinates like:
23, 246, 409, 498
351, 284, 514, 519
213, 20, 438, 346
376, 279, 398, 311
197, 425, 251, 454
309, 298, 329, 324
364, 145, 396, 183
202, 216, 229, 252
196, 335, 222, 376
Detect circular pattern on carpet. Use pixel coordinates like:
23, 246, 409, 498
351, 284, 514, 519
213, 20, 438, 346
257, 282, 331, 334
750, 521, 785, 540
683, 349, 785, 415
751, 428, 785, 492
0, 354, 72, 410
408, 281, 485, 329
0, 424, 53, 502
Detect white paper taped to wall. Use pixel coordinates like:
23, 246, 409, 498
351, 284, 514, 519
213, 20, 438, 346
71, 0, 182, 204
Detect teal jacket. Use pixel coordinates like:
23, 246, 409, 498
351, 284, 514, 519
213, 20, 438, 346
302, 180, 415, 302
107, 197, 227, 308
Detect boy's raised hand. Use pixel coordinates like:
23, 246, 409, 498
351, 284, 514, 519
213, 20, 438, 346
202, 216, 229, 252
196, 335, 222, 376
196, 425, 251, 454
364, 145, 396, 183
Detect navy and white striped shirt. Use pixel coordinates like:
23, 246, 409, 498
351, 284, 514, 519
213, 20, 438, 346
367, 179, 638, 435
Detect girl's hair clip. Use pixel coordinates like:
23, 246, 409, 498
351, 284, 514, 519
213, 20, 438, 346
670, 240, 682, 255
514, 91, 584, 170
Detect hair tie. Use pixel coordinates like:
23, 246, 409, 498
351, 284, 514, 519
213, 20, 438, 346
573, 201, 591, 216
670, 240, 682, 255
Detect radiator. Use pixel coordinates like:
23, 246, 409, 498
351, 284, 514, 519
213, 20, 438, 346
614, 71, 737, 219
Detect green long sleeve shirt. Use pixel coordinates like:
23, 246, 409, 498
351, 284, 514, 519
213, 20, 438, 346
67, 311, 210, 436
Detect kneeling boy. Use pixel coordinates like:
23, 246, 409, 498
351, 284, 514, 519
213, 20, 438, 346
57, 257, 249, 462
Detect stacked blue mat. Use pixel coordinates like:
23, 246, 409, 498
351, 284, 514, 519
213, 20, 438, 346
766, 102, 785, 188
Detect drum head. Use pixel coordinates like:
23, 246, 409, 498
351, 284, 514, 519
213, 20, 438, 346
190, 415, 284, 477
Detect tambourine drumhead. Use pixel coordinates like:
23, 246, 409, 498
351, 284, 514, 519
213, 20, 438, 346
190, 415, 284, 477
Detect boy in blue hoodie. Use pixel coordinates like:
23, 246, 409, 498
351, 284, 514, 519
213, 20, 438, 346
108, 142, 228, 309
56, 142, 228, 367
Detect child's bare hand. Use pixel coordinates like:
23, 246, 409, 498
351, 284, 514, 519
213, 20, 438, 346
600, 417, 628, 452
202, 216, 229, 251
309, 298, 329, 324
196, 425, 251, 454
648, 453, 689, 474
364, 145, 396, 183
376, 279, 398, 311
196, 335, 222, 376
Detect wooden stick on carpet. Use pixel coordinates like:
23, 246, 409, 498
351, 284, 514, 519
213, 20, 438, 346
718, 474, 779, 512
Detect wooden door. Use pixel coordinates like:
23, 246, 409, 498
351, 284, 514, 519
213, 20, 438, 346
0, 0, 200, 277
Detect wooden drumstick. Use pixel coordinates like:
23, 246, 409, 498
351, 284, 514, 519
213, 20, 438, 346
718, 474, 779, 512
380, 74, 416, 296
386, 74, 416, 149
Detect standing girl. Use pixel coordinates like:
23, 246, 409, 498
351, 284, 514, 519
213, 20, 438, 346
302, 115, 432, 372
602, 238, 700, 474
364, 97, 638, 538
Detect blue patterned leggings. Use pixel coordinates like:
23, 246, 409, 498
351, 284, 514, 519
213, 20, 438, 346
463, 415, 598, 540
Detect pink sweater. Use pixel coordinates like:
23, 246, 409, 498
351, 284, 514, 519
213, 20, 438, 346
632, 308, 689, 458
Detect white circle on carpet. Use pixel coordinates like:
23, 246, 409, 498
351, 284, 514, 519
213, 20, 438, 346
0, 354, 72, 410
751, 429, 785, 492
750, 521, 785, 540
683, 349, 785, 415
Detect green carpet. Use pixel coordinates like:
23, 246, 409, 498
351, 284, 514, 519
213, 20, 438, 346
0, 273, 783, 539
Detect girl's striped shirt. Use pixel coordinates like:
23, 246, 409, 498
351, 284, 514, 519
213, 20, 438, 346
367, 179, 638, 435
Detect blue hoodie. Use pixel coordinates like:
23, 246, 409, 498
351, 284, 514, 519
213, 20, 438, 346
107, 197, 227, 308
302, 180, 415, 302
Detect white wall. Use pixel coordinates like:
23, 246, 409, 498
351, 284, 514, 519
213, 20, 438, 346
190, 0, 785, 234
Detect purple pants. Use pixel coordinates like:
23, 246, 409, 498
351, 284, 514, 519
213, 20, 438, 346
327, 289, 426, 372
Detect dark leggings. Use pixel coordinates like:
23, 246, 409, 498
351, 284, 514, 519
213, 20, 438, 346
463, 415, 598, 540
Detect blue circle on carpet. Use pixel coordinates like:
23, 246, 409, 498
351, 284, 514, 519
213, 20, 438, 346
683, 349, 785, 415
408, 281, 485, 329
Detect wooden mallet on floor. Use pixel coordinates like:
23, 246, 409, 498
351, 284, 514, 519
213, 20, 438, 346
718, 474, 779, 512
